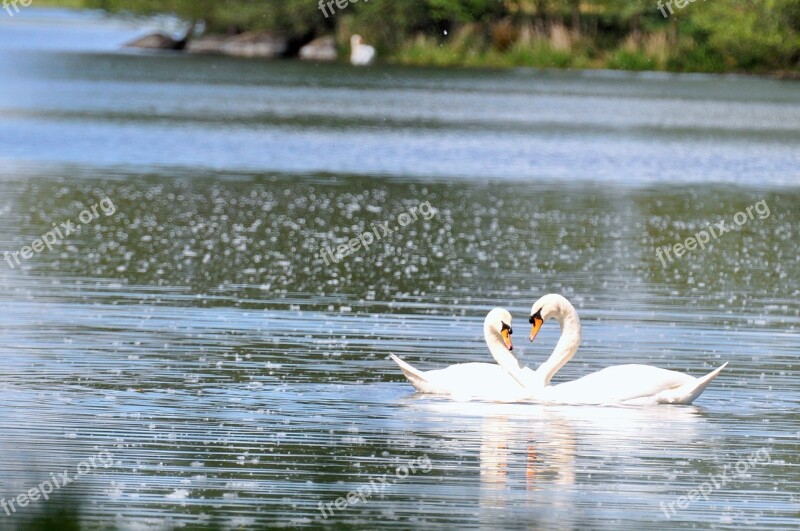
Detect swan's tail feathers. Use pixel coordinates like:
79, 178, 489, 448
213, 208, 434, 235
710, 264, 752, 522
657, 362, 728, 405
389, 354, 430, 392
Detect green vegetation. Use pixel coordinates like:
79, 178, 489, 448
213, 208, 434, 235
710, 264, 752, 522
59, 0, 800, 74
36, 0, 86, 7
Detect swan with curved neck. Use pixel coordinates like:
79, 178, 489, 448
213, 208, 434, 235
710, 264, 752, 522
390, 308, 535, 401
523, 294, 727, 405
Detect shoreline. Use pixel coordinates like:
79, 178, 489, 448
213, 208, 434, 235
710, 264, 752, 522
24, 5, 800, 80
120, 42, 800, 82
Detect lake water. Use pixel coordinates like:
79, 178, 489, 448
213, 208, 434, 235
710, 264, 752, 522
0, 9, 798, 530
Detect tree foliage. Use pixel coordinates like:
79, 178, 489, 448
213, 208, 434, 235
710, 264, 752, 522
81, 0, 800, 73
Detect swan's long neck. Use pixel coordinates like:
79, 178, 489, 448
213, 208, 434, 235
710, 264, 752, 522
484, 322, 524, 380
535, 300, 582, 387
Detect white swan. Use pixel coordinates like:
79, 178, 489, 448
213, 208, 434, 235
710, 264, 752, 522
507, 294, 728, 405
350, 34, 375, 66
390, 308, 536, 401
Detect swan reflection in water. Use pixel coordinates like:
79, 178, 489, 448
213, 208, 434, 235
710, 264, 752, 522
402, 398, 709, 525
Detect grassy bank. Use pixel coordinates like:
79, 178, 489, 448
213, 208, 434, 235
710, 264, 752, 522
34, 0, 86, 8
393, 23, 665, 71
389, 5, 800, 75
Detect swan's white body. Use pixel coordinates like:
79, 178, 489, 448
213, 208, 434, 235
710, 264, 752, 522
533, 363, 726, 405
390, 358, 531, 402
392, 295, 727, 405
350, 35, 375, 66
512, 294, 726, 405
390, 309, 532, 401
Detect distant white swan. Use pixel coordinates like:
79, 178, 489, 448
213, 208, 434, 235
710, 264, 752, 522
390, 308, 535, 401
498, 294, 727, 405
350, 34, 375, 66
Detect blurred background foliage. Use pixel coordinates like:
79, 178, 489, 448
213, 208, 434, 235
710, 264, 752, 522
53, 0, 800, 73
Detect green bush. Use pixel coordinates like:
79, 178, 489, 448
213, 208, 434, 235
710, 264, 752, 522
58, 0, 800, 74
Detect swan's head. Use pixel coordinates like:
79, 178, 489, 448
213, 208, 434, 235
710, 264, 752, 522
351, 34, 364, 47
528, 294, 573, 342
485, 307, 514, 351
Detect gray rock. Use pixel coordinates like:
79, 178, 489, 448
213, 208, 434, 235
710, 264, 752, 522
299, 36, 338, 62
185, 35, 229, 55
224, 31, 287, 57
186, 31, 288, 58
124, 33, 184, 50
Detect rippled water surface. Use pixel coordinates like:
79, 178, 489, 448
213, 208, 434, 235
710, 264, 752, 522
0, 9, 798, 530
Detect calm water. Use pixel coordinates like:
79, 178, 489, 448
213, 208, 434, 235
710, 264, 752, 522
0, 9, 798, 530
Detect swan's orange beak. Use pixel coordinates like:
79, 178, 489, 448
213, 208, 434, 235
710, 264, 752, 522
529, 315, 543, 342
501, 328, 513, 350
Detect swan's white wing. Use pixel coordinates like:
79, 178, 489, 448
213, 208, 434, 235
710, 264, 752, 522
425, 363, 528, 401
542, 364, 697, 405
390, 355, 528, 402
390, 353, 431, 392
654, 362, 728, 405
